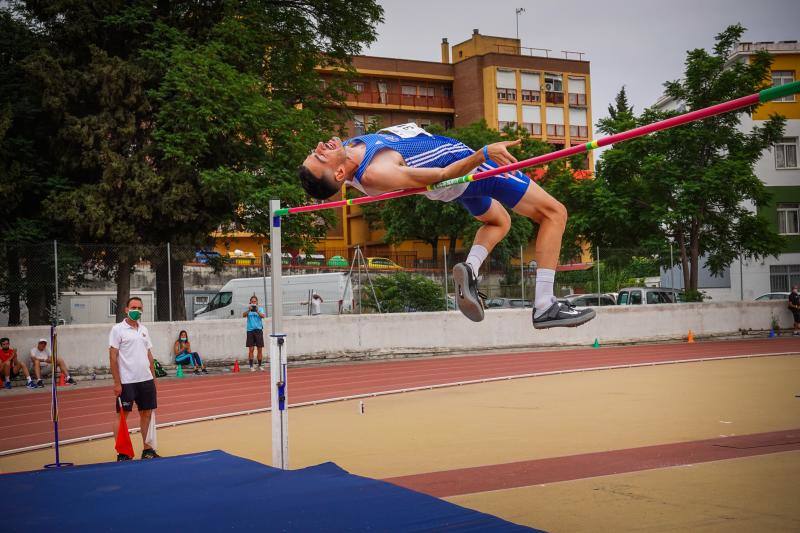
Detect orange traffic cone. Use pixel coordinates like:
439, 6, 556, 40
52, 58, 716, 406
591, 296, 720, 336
57, 373, 66, 387
687, 330, 695, 343
233, 360, 240, 373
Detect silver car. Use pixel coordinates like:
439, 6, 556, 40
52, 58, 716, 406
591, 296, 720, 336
617, 287, 682, 305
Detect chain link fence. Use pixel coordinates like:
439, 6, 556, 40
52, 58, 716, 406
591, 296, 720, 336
1, 241, 729, 327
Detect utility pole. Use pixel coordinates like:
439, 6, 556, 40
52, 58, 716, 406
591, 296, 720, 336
515, 8, 526, 40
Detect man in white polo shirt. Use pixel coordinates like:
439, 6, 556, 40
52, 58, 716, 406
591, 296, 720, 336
109, 296, 160, 461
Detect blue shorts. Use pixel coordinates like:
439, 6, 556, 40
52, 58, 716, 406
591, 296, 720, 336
456, 164, 531, 216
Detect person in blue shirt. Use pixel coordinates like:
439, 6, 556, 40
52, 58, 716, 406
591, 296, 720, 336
242, 295, 267, 371
297, 123, 595, 330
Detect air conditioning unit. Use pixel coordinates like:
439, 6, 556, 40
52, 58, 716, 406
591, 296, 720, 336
544, 82, 554, 92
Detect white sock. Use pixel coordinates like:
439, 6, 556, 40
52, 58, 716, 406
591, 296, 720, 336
465, 245, 489, 277
534, 268, 557, 318
27, 377, 32, 383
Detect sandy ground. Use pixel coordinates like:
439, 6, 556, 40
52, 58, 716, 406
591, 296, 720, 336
4, 355, 799, 531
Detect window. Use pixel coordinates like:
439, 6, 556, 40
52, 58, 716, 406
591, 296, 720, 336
545, 106, 564, 137
630, 290, 642, 305
543, 73, 563, 92
353, 114, 366, 136
778, 203, 800, 235
569, 108, 588, 138
522, 105, 541, 135
419, 86, 435, 97
352, 81, 365, 93
775, 138, 798, 169
772, 71, 795, 102
568, 77, 587, 106
443, 86, 453, 98
770, 265, 800, 292
497, 69, 517, 101
498, 103, 517, 130
401, 85, 416, 96
521, 72, 541, 102
617, 291, 628, 305
109, 299, 117, 317
194, 296, 209, 306
207, 291, 233, 311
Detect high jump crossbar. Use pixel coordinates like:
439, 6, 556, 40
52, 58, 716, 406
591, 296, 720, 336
275, 81, 800, 218
265, 80, 799, 470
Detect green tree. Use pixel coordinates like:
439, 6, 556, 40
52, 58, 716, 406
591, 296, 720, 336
363, 272, 444, 313
564, 25, 785, 297
4, 0, 383, 321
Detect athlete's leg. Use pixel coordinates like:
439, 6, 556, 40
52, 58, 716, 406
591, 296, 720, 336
510, 181, 567, 270
453, 200, 510, 322
472, 200, 512, 256
511, 181, 594, 328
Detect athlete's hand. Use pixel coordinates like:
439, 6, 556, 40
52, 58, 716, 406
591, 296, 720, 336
486, 139, 521, 167
113, 383, 122, 396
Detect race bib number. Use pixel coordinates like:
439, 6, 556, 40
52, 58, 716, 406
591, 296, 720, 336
380, 123, 432, 139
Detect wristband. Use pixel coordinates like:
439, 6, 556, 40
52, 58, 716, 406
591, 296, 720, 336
482, 145, 495, 165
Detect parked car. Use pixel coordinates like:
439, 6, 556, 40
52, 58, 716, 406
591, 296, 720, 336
194, 250, 224, 264
327, 255, 349, 268
485, 297, 532, 309
559, 293, 616, 307
367, 257, 403, 270
754, 292, 790, 301
295, 253, 326, 266
617, 287, 683, 305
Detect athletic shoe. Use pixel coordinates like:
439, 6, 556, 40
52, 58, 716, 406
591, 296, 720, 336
258, 365, 265, 372
66, 377, 77, 385
533, 300, 596, 329
250, 366, 256, 373
3, 381, 10, 390
193, 367, 200, 375
26, 380, 37, 389
36, 380, 44, 388
141, 449, 161, 459
202, 368, 208, 374
452, 263, 486, 322
117, 454, 132, 462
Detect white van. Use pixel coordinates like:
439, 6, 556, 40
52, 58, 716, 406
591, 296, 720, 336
194, 273, 353, 320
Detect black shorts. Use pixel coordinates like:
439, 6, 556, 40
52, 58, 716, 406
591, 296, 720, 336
116, 379, 157, 412
246, 329, 265, 348
792, 309, 800, 323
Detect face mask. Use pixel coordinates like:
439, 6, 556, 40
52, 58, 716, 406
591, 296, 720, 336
127, 309, 142, 321
180, 337, 187, 342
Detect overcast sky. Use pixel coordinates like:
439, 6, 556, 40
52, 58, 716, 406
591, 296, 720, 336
365, 0, 800, 131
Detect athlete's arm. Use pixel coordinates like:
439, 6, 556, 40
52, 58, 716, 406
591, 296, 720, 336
362, 139, 521, 192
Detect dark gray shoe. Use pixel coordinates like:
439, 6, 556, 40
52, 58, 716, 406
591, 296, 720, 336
453, 263, 485, 322
533, 301, 596, 329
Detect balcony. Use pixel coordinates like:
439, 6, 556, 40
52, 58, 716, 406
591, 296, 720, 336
569, 125, 589, 138
521, 90, 541, 103
497, 88, 517, 102
545, 91, 564, 105
568, 93, 587, 107
345, 91, 454, 109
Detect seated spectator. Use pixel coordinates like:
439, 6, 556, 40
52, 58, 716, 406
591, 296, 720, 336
30, 338, 76, 387
173, 330, 207, 374
1, 337, 36, 390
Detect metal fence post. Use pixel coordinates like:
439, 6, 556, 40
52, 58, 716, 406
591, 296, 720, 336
520, 245, 525, 303
261, 243, 269, 313
166, 242, 173, 322
596, 246, 601, 305
443, 245, 448, 310
53, 240, 59, 325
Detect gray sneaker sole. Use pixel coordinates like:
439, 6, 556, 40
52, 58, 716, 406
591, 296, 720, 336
533, 308, 597, 329
453, 264, 484, 322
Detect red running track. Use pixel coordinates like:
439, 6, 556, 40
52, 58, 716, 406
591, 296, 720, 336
2, 338, 798, 453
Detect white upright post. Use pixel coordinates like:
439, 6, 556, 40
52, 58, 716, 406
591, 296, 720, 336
442, 245, 448, 310
269, 199, 288, 469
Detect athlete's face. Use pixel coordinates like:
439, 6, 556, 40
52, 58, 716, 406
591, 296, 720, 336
303, 136, 347, 182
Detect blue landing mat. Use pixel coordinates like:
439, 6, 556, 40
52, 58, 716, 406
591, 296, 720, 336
5, 450, 542, 532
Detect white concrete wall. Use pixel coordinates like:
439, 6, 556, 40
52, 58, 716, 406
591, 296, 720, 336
0, 301, 794, 372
